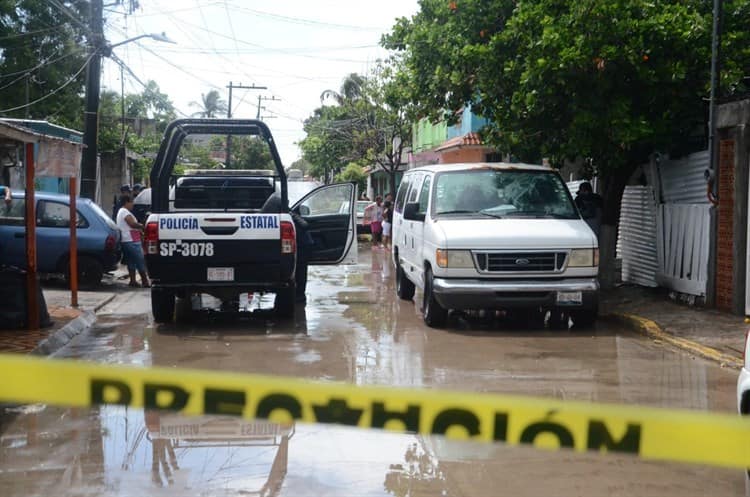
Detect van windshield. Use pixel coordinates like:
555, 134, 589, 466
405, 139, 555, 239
434, 169, 578, 219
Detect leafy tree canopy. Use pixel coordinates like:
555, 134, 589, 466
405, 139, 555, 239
0, 0, 90, 128
300, 64, 413, 193
383, 0, 749, 187
335, 162, 367, 194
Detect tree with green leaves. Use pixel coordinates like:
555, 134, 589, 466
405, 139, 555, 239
383, 0, 750, 287
299, 103, 359, 182
98, 81, 176, 182
335, 163, 367, 195
190, 89, 227, 118
301, 65, 412, 193
355, 59, 413, 196
232, 135, 275, 170
0, 0, 89, 128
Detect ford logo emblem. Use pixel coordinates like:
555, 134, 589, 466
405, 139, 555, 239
515, 258, 530, 266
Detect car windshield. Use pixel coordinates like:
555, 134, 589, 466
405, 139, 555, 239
434, 169, 578, 219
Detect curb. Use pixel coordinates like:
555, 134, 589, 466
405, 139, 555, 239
30, 293, 115, 357
605, 312, 743, 369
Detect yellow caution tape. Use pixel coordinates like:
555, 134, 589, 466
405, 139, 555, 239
1, 353, 748, 469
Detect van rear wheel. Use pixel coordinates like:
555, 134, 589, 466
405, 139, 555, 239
423, 268, 447, 328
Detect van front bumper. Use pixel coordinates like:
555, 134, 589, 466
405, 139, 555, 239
431, 277, 599, 310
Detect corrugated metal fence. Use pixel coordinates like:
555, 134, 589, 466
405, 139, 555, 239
659, 151, 710, 204
615, 150, 710, 295
618, 186, 659, 287
656, 204, 711, 296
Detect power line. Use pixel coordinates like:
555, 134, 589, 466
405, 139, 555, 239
0, 25, 70, 41
0, 47, 85, 80
47, 0, 91, 34
108, 53, 190, 117
225, 3, 385, 31
0, 53, 94, 113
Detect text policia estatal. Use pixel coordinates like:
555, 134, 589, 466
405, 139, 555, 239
90, 378, 641, 456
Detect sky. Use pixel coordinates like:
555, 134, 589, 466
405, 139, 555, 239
100, 0, 420, 166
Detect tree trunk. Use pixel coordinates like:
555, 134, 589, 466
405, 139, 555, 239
598, 167, 633, 289
388, 168, 398, 198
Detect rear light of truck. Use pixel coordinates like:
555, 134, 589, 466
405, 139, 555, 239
145, 221, 159, 255
280, 220, 296, 254
104, 234, 116, 252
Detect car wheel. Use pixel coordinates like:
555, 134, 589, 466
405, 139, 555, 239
570, 307, 598, 328
423, 268, 448, 328
151, 288, 175, 323
274, 283, 296, 319
64, 255, 103, 289
396, 259, 415, 301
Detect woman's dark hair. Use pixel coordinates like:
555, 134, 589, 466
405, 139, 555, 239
119, 194, 132, 205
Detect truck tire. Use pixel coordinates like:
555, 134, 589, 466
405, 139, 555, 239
423, 268, 448, 328
274, 284, 296, 319
175, 296, 193, 323
396, 260, 415, 301
152, 288, 175, 323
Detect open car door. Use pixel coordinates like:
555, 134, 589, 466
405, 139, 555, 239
292, 182, 357, 265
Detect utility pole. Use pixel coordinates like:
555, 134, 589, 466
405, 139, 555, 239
80, 0, 104, 200
225, 82, 266, 167
256, 95, 281, 120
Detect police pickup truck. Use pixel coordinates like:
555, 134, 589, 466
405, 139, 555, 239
144, 119, 357, 322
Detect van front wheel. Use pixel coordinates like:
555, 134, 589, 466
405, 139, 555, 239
423, 268, 448, 328
396, 261, 415, 300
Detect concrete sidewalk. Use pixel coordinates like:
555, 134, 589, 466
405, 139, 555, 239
601, 284, 747, 368
0, 275, 121, 355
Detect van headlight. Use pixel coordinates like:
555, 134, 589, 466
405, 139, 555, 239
436, 249, 475, 268
568, 248, 599, 267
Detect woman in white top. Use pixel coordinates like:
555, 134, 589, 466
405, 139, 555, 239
116, 194, 150, 288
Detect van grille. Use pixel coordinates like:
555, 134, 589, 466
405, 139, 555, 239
474, 252, 567, 273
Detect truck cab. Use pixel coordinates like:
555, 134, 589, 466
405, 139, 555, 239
145, 119, 357, 322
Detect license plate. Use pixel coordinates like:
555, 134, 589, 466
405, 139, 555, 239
556, 291, 582, 305
207, 267, 234, 281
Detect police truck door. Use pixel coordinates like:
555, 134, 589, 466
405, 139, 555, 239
292, 183, 357, 265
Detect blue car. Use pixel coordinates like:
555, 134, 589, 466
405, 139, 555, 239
0, 191, 122, 287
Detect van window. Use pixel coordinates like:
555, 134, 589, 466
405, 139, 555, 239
394, 176, 410, 213
407, 174, 422, 204
417, 176, 431, 215
433, 169, 577, 219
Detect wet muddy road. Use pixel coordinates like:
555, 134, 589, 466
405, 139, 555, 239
1, 245, 744, 496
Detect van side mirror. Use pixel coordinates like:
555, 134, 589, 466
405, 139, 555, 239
403, 202, 425, 222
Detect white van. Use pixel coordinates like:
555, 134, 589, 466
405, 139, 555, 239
392, 163, 599, 328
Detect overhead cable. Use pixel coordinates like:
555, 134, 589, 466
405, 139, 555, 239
0, 53, 94, 113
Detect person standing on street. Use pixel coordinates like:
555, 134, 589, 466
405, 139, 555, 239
112, 184, 131, 220
382, 200, 393, 251
575, 182, 603, 239
366, 195, 384, 248
0, 184, 11, 207
132, 183, 143, 198
116, 194, 151, 288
